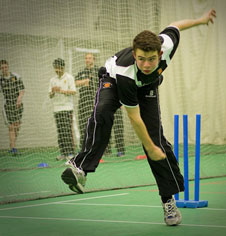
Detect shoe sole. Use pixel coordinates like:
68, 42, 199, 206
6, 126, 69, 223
165, 215, 182, 226
61, 168, 84, 194
165, 219, 181, 226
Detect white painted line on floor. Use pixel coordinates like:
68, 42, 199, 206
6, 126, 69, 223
0, 193, 129, 211
59, 202, 162, 208
199, 207, 226, 211
59, 202, 226, 211
0, 191, 50, 198
0, 215, 226, 229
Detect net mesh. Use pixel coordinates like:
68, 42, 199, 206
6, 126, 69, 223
0, 0, 225, 204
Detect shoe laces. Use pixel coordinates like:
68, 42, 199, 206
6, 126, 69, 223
67, 159, 84, 174
164, 199, 176, 218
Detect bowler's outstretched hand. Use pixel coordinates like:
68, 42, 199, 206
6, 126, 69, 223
200, 9, 216, 25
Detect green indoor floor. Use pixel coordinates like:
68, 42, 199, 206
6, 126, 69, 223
0, 177, 226, 236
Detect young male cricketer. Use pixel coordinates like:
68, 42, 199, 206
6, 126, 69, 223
61, 9, 216, 226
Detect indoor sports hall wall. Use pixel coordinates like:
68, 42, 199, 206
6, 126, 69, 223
159, 0, 226, 145
0, 0, 225, 150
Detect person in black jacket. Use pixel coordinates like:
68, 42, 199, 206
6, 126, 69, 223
0, 60, 25, 155
75, 53, 125, 156
61, 9, 216, 226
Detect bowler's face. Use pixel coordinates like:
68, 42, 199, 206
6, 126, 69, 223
133, 49, 162, 75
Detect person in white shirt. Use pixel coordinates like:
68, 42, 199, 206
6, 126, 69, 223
49, 58, 76, 161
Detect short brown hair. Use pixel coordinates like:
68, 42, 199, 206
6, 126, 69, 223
133, 30, 161, 53
0, 60, 8, 66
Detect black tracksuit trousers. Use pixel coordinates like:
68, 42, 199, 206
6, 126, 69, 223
73, 76, 184, 197
54, 110, 74, 157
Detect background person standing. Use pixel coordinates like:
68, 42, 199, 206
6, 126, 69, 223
75, 53, 100, 150
49, 58, 76, 161
0, 60, 25, 155
75, 53, 125, 156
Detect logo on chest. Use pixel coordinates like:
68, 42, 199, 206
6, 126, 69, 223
102, 82, 112, 89
145, 90, 156, 98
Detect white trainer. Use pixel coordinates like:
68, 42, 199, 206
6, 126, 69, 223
61, 159, 86, 194
162, 197, 182, 226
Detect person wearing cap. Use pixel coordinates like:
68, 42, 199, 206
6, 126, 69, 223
49, 58, 76, 161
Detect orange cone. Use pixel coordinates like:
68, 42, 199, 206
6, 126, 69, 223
135, 155, 147, 160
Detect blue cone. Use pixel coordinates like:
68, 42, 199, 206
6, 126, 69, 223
38, 162, 48, 168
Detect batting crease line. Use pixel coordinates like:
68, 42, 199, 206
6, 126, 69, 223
58, 202, 226, 211
0, 215, 226, 229
0, 193, 129, 211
